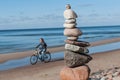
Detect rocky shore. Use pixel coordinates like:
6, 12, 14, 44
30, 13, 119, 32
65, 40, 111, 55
90, 66, 120, 80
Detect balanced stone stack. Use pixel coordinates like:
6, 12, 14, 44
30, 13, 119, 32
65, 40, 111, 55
60, 4, 92, 80
63, 4, 92, 68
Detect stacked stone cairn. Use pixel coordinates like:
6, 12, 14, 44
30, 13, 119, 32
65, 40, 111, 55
63, 4, 92, 68
60, 4, 93, 80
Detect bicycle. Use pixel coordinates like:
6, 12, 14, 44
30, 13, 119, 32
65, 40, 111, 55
30, 48, 51, 65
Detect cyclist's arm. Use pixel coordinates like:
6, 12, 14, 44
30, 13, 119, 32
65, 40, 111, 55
36, 44, 41, 48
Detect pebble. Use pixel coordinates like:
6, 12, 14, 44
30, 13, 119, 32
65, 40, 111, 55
100, 77, 107, 80
113, 76, 120, 80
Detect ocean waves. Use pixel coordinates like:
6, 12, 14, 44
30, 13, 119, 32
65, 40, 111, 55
1, 31, 120, 37
2, 33, 63, 36
0, 25, 120, 54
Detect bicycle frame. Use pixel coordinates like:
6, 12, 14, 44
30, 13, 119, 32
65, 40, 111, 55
30, 48, 51, 65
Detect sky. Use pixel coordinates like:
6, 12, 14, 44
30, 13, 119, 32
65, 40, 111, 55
0, 0, 120, 30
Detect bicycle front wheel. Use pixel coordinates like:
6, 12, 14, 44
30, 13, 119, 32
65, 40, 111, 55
43, 52, 51, 63
30, 54, 38, 65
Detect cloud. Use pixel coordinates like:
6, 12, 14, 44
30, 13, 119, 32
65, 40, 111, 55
78, 3, 94, 8
0, 16, 33, 25
88, 13, 100, 17
0, 14, 64, 27
39, 14, 63, 22
78, 12, 120, 26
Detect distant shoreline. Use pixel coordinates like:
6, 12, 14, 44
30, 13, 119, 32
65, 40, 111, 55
1, 25, 120, 31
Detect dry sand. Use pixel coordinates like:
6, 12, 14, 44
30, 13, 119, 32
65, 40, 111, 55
0, 37, 120, 80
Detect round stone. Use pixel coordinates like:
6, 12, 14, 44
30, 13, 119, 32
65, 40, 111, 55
65, 19, 76, 23
64, 28, 82, 37
64, 9, 77, 19
63, 23, 76, 29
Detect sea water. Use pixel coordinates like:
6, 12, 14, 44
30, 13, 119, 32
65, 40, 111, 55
0, 25, 120, 54
1, 41, 120, 71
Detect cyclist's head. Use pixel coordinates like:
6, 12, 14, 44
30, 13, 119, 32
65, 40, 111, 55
40, 38, 44, 43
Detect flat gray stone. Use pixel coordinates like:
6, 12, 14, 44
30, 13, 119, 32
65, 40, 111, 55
65, 44, 89, 53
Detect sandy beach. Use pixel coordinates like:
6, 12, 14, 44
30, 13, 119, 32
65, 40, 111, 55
0, 37, 120, 80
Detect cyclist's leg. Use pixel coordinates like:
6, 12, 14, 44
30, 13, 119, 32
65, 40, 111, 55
41, 49, 45, 61
39, 50, 42, 54
42, 49, 46, 54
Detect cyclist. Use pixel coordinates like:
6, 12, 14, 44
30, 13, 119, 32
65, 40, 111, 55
36, 38, 47, 55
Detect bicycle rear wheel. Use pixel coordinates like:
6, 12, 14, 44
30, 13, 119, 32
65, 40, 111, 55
30, 54, 38, 65
43, 51, 51, 63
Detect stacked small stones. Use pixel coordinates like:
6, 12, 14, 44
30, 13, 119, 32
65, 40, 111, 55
63, 4, 92, 68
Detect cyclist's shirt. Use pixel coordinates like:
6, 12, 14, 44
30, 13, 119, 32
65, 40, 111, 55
36, 42, 47, 53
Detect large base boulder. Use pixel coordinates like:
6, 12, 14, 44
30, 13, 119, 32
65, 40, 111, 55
64, 50, 92, 68
60, 65, 90, 80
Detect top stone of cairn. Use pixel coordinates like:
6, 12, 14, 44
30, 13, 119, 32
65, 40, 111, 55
63, 4, 78, 19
